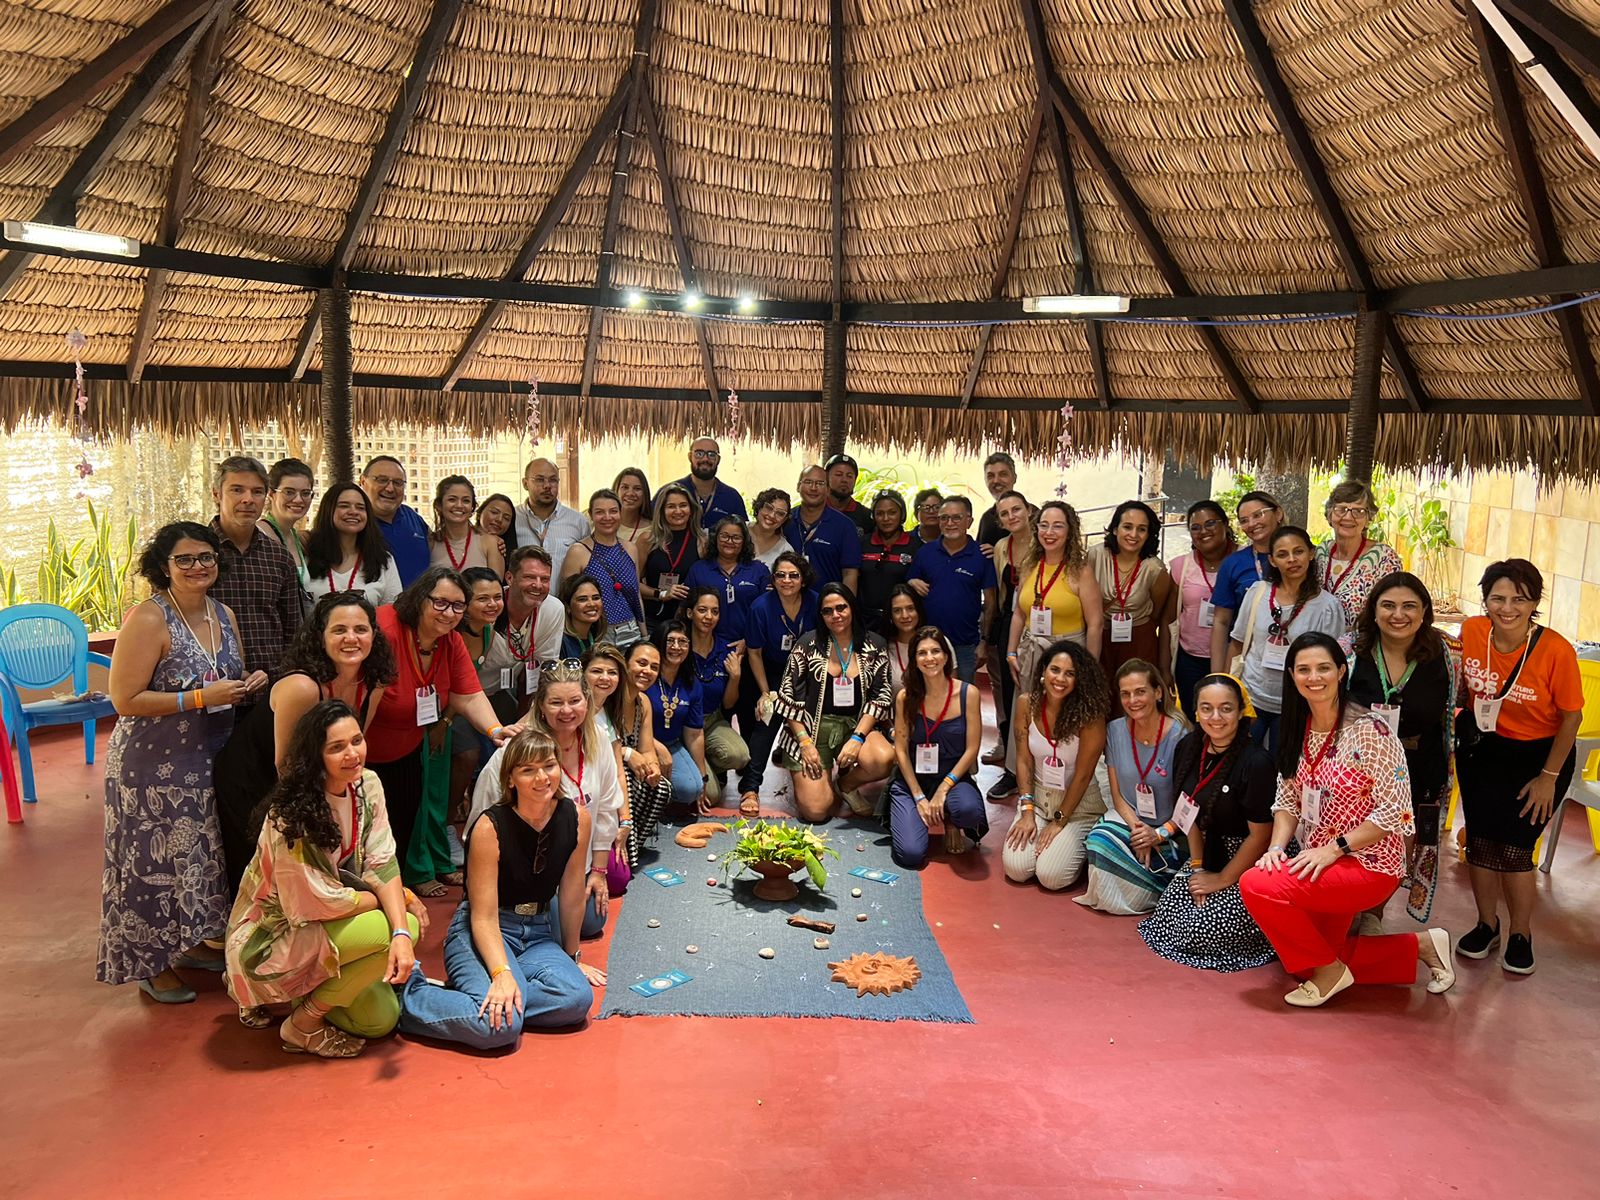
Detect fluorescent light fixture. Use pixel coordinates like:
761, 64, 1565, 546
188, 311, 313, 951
3, 220, 139, 258
682, 291, 702, 310
737, 294, 757, 314
1022, 294, 1130, 315
623, 289, 644, 307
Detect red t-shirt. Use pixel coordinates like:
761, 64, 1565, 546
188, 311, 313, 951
1458, 615, 1584, 741
367, 604, 482, 762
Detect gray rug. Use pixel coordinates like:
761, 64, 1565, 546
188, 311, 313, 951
598, 819, 973, 1023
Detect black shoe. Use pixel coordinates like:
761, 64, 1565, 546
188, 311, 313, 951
986, 772, 1018, 802
1456, 919, 1501, 960
1502, 933, 1535, 975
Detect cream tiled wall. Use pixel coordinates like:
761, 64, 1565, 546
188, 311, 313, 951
1393, 469, 1600, 644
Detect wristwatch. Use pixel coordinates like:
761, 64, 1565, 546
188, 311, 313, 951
1335, 834, 1351, 855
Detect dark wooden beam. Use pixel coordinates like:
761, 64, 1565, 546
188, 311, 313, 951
1489, 0, 1600, 80
440, 74, 633, 390
129, 4, 232, 385
1220, 0, 1426, 412
638, 89, 718, 401
1042, 74, 1259, 412
0, 0, 213, 171
1472, 13, 1600, 416
822, 0, 847, 456
285, 0, 463, 379
578, 0, 660, 401
0, 17, 209, 299
1344, 308, 1386, 482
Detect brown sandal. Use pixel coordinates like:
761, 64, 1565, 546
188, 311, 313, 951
413, 878, 449, 898
739, 792, 761, 817
439, 871, 465, 887
239, 1005, 274, 1029
280, 1016, 366, 1058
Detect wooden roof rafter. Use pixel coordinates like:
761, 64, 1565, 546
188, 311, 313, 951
1039, 77, 1260, 413
578, 0, 661, 402
439, 74, 633, 390
1488, 0, 1600, 80
1221, 0, 1428, 413
0, 12, 214, 299
637, 87, 719, 403
0, 0, 214, 172
129, 2, 235, 385
286, 0, 466, 380
1471, 10, 1600, 417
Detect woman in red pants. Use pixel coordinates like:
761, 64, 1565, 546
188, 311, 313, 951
1239, 631, 1455, 1007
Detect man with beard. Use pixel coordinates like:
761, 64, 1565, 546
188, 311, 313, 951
514, 456, 590, 580
359, 454, 432, 587
668, 436, 748, 530
497, 546, 566, 711
824, 453, 874, 537
207, 455, 300, 698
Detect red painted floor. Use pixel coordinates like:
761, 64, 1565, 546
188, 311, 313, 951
4, 718, 1599, 1200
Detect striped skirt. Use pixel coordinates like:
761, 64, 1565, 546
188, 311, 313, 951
1076, 813, 1186, 915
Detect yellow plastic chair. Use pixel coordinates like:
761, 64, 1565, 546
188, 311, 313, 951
1538, 660, 1600, 873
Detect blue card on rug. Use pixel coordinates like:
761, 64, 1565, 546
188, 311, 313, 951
643, 867, 686, 887
848, 866, 899, 885
629, 969, 693, 997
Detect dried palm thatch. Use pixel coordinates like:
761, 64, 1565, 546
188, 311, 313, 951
0, 0, 1596, 478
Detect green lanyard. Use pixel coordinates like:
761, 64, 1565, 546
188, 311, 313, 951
1372, 649, 1416, 703
265, 514, 307, 587
830, 635, 855, 676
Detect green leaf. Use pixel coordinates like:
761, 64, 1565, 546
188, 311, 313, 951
803, 849, 827, 890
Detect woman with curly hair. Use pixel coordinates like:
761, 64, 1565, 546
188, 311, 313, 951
226, 700, 427, 1056
98, 521, 261, 1003
1007, 500, 1102, 688
215, 591, 398, 895
1003, 638, 1111, 891
303, 482, 402, 608
747, 486, 794, 568
430, 474, 505, 579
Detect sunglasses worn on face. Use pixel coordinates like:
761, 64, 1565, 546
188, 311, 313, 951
820, 604, 850, 616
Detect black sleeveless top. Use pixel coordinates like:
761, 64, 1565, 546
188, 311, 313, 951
470, 799, 579, 908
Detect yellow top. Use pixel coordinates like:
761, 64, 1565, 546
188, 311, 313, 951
1016, 555, 1085, 638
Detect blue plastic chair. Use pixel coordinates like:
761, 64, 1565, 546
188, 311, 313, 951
0, 604, 117, 803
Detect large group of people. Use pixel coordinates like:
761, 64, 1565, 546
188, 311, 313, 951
93, 442, 1585, 1055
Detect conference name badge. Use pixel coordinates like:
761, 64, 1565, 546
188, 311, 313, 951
415, 685, 439, 726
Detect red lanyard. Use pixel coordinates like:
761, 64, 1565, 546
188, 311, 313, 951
666, 530, 691, 573
560, 746, 585, 802
323, 677, 369, 716
1033, 556, 1068, 609
1269, 585, 1306, 631
1194, 744, 1227, 795
340, 784, 359, 862
1323, 536, 1366, 593
891, 639, 907, 677
331, 554, 361, 593
918, 682, 956, 743
1193, 551, 1215, 593
406, 627, 441, 689
444, 529, 473, 570
1128, 713, 1167, 787
1035, 709, 1060, 759
507, 612, 536, 663
1299, 719, 1339, 786
1112, 556, 1143, 613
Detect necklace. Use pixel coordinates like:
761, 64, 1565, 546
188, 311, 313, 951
164, 590, 220, 677
443, 527, 473, 570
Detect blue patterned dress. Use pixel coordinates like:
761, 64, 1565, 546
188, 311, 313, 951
97, 595, 242, 984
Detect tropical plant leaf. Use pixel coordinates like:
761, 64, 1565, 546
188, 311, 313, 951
802, 848, 827, 890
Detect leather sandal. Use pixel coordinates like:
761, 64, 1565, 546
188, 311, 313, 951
239, 1005, 274, 1028
280, 1016, 366, 1058
739, 792, 761, 817
412, 878, 448, 898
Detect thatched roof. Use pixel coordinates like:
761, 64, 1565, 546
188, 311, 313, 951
2, 0, 1600, 476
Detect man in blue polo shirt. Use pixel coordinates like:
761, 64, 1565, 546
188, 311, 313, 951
787, 463, 861, 590
668, 436, 748, 530
1208, 490, 1283, 672
360, 454, 431, 587
907, 495, 997, 682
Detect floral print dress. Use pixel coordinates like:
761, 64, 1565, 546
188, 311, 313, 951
97, 595, 241, 985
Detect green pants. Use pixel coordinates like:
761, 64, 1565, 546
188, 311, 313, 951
403, 724, 454, 885
704, 710, 750, 776
314, 909, 422, 1038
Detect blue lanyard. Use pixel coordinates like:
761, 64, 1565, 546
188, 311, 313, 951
831, 635, 855, 675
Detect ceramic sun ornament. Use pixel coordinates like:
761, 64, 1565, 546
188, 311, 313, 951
828, 952, 922, 998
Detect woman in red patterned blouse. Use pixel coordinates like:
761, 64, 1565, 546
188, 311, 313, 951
1238, 632, 1455, 1007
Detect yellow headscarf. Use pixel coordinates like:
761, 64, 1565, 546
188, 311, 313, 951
1212, 673, 1258, 718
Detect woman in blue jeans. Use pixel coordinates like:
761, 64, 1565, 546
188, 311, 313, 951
400, 729, 604, 1050
643, 620, 712, 812
886, 626, 987, 868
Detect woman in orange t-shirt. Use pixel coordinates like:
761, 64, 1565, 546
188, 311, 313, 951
1454, 559, 1583, 976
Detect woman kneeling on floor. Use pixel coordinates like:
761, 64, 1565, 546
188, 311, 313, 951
1238, 633, 1455, 1007
1004, 639, 1110, 890
225, 700, 427, 1057
400, 729, 603, 1050
1078, 659, 1188, 914
1138, 674, 1279, 971
886, 626, 988, 868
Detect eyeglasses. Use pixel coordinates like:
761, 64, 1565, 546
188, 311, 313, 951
273, 488, 314, 501
367, 475, 405, 490
938, 513, 967, 522
916, 502, 941, 513
663, 637, 690, 648
427, 597, 468, 615
773, 571, 802, 581
169, 552, 217, 569
692, 449, 720, 460
1188, 518, 1221, 532
798, 478, 826, 487
1329, 505, 1370, 519
820, 604, 850, 616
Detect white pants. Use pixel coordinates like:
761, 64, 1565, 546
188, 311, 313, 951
1003, 779, 1106, 890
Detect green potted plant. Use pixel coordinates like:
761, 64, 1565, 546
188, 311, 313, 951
718, 819, 839, 902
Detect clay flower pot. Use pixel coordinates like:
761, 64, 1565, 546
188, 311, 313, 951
746, 858, 806, 902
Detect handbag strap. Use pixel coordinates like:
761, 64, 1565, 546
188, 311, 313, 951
1489, 625, 1542, 701
1236, 581, 1267, 663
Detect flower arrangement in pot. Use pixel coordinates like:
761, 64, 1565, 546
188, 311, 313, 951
718, 819, 839, 902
